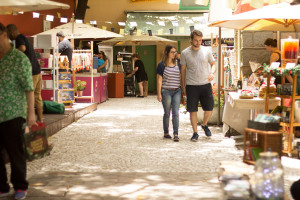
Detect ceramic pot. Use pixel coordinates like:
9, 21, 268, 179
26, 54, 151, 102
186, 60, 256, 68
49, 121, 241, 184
77, 90, 83, 97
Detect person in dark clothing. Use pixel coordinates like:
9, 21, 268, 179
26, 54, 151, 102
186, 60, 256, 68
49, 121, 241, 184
0, 22, 36, 200
132, 53, 148, 97
56, 31, 73, 70
7, 24, 43, 123
264, 38, 292, 85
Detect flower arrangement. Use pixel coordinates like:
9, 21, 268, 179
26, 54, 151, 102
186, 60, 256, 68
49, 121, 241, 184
74, 80, 87, 91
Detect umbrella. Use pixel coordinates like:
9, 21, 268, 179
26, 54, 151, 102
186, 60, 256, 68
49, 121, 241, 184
209, 2, 300, 32
0, 0, 70, 15
101, 34, 177, 46
34, 22, 123, 39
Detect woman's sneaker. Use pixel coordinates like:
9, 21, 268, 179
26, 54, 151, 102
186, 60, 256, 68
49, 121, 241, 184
14, 190, 27, 200
173, 135, 179, 142
201, 125, 212, 137
190, 132, 199, 142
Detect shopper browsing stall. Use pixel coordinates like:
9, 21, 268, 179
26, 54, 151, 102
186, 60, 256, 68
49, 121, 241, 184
57, 31, 73, 70
7, 24, 43, 123
181, 30, 216, 141
157, 44, 181, 142
131, 53, 148, 98
0, 22, 36, 200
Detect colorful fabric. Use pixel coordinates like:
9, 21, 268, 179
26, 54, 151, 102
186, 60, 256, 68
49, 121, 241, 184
0, 46, 33, 123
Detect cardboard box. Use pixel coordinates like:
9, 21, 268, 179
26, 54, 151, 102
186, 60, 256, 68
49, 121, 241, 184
37, 57, 53, 68
58, 81, 72, 89
60, 89, 74, 102
59, 72, 71, 81
248, 120, 280, 131
113, 65, 124, 73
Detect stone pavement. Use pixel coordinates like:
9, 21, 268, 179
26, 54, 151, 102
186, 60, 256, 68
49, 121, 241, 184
2, 96, 300, 199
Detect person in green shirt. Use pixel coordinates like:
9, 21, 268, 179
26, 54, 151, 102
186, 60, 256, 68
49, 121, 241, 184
0, 23, 36, 200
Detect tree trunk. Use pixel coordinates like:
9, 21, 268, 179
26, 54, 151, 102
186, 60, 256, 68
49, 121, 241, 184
75, 0, 89, 20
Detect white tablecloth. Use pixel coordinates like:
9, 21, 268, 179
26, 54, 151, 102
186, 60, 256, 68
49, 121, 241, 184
222, 92, 281, 134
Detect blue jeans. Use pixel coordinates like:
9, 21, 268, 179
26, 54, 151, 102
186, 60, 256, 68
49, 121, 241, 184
161, 88, 181, 135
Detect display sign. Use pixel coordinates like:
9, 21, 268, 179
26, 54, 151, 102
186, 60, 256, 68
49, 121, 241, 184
270, 62, 280, 69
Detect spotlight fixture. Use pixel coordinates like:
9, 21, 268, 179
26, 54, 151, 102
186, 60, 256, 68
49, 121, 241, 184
32, 12, 40, 18
90, 20, 97, 25
60, 17, 68, 23
118, 22, 126, 26
46, 15, 54, 22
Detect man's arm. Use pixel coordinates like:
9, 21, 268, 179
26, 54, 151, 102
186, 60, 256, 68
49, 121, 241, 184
208, 61, 216, 82
26, 91, 36, 127
181, 64, 187, 95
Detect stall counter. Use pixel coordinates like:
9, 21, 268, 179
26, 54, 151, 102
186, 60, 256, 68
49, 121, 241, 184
222, 92, 281, 135
74, 73, 107, 103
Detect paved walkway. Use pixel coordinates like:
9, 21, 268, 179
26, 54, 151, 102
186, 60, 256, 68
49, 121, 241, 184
3, 96, 300, 199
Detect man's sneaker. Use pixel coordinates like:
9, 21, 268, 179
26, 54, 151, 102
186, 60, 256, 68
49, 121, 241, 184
173, 135, 179, 142
190, 132, 199, 142
201, 125, 212, 137
163, 134, 172, 139
14, 190, 26, 200
0, 191, 10, 198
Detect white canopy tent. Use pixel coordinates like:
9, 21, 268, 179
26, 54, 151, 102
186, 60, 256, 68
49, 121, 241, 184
0, 0, 70, 15
34, 22, 123, 39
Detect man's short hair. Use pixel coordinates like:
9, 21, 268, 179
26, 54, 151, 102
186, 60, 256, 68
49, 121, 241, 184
56, 31, 65, 37
6, 24, 18, 32
0, 23, 7, 34
190, 30, 203, 40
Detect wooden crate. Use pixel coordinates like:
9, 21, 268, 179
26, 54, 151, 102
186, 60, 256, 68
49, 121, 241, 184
243, 128, 283, 165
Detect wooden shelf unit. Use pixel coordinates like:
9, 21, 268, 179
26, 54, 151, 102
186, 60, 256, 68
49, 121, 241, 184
264, 74, 300, 154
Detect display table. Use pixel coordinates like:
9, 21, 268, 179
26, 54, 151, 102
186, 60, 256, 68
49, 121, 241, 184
222, 92, 281, 134
74, 73, 107, 103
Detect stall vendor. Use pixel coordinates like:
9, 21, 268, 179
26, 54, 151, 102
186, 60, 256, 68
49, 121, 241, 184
264, 38, 292, 85
97, 51, 108, 73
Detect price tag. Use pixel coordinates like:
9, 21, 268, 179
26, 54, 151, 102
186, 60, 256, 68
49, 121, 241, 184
285, 62, 296, 69
270, 62, 280, 69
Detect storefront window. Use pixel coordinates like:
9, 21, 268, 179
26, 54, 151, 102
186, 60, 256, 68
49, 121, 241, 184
125, 12, 208, 35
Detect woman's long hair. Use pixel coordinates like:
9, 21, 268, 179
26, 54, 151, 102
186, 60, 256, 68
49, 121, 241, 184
162, 44, 176, 67
100, 51, 107, 61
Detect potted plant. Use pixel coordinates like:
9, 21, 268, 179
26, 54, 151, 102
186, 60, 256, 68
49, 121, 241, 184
74, 80, 87, 97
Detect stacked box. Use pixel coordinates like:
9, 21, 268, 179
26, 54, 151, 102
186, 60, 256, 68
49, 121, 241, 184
59, 72, 71, 81
59, 80, 72, 89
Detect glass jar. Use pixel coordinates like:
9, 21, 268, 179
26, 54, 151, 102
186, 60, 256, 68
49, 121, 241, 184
252, 152, 284, 200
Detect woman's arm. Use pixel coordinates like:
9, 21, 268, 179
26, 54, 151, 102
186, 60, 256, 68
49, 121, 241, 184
98, 59, 108, 70
270, 52, 279, 63
157, 74, 162, 102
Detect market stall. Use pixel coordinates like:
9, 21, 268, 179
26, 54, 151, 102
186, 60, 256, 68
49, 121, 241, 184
34, 22, 123, 104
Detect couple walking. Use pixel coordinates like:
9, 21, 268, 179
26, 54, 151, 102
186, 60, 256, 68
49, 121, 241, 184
157, 30, 216, 142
